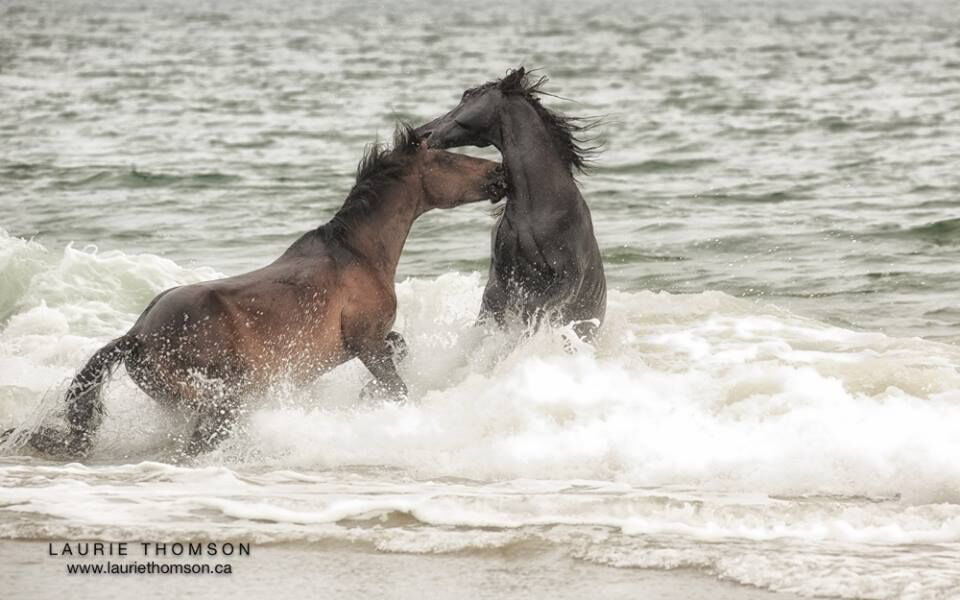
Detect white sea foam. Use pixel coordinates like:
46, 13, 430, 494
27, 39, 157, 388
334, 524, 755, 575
2, 231, 960, 599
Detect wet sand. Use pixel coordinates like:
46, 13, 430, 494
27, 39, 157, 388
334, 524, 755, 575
1, 540, 809, 599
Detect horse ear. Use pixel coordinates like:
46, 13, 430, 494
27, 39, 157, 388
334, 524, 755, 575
501, 67, 526, 91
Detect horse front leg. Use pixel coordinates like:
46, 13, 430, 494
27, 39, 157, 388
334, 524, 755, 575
357, 336, 408, 402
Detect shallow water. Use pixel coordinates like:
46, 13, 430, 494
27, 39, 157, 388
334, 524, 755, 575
1, 541, 805, 600
2, 1, 960, 598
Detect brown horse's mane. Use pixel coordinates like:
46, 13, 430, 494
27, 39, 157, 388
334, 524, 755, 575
326, 124, 421, 239
489, 67, 598, 173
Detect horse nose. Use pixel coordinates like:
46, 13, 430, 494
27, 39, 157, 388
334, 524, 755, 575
419, 131, 439, 149
414, 123, 435, 144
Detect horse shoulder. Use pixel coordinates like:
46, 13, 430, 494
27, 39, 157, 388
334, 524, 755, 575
337, 266, 396, 352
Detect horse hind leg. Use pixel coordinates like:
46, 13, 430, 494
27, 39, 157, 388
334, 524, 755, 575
21, 337, 132, 457
184, 398, 241, 457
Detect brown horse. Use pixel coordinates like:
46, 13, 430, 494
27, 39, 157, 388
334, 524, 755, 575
19, 125, 506, 458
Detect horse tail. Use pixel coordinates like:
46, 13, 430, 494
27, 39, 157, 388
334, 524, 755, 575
64, 336, 134, 455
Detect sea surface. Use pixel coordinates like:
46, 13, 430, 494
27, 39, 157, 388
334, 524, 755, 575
2, 1, 960, 598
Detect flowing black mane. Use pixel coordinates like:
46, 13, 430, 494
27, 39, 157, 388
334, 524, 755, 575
495, 68, 597, 173
326, 124, 421, 238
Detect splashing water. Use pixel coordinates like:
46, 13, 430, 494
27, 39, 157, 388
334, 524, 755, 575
2, 231, 960, 598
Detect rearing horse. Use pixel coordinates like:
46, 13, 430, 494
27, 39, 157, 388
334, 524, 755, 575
416, 67, 606, 341
14, 125, 506, 458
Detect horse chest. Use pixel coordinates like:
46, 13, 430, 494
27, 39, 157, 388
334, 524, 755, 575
493, 219, 560, 283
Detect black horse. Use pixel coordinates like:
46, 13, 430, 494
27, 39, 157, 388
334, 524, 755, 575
416, 67, 606, 341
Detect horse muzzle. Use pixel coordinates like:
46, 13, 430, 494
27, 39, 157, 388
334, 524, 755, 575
485, 164, 509, 204
418, 117, 489, 150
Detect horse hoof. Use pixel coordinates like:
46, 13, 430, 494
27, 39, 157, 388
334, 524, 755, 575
4, 427, 86, 458
386, 332, 408, 364
359, 380, 380, 402
359, 380, 407, 404
0, 428, 16, 445
32, 427, 72, 455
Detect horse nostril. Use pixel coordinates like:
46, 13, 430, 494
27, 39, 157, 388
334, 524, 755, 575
418, 130, 434, 148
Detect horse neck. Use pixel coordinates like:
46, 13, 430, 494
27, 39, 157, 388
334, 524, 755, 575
337, 179, 421, 279
498, 97, 580, 218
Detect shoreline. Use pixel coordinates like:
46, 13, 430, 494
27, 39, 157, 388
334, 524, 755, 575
2, 540, 811, 599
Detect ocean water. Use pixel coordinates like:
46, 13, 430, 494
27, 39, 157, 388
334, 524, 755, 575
2, 0, 960, 598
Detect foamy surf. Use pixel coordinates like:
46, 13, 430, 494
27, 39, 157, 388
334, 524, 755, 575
2, 229, 960, 599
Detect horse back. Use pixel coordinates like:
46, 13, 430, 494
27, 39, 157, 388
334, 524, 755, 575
125, 255, 351, 392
